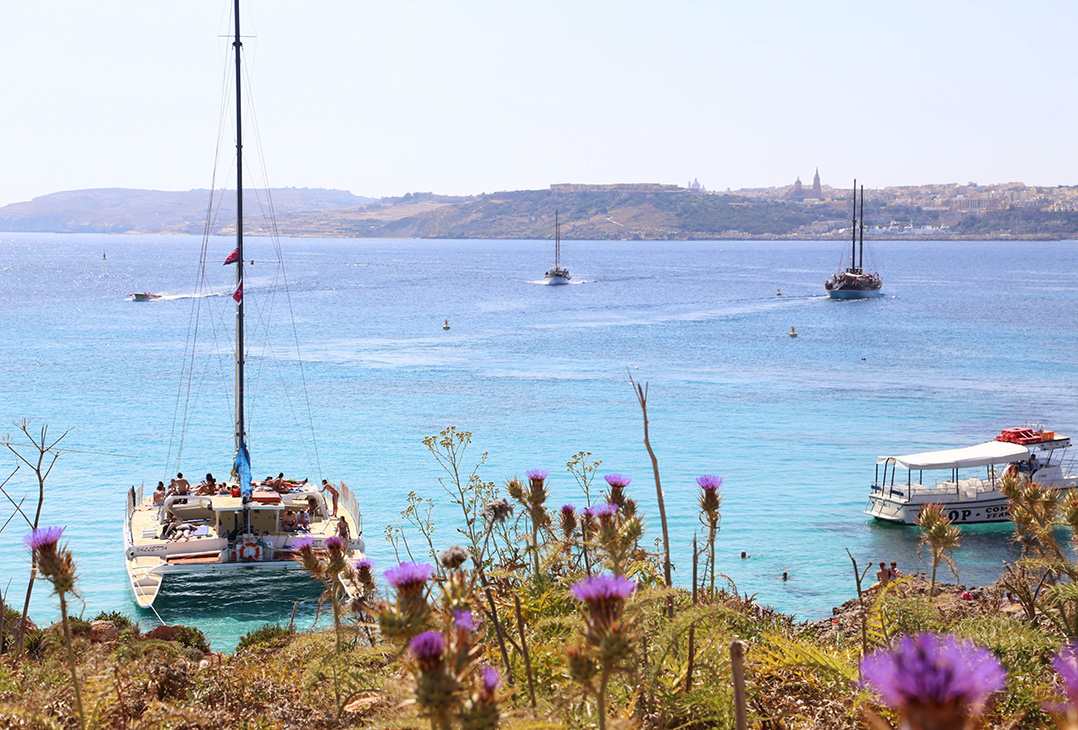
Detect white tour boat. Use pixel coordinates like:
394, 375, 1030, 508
123, 1, 364, 609
544, 211, 571, 285
865, 427, 1077, 525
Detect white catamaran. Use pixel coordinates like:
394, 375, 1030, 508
123, 1, 364, 609
865, 426, 1078, 525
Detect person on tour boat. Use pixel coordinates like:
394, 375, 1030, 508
153, 482, 166, 505
1029, 453, 1040, 473
321, 479, 340, 517
296, 509, 310, 531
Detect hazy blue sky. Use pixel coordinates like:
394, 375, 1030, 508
1, 1, 1074, 205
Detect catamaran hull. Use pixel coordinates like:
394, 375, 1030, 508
544, 275, 570, 286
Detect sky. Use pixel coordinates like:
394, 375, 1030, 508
1, 0, 1075, 206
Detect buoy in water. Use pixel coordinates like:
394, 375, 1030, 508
789, 327, 798, 338
776, 288, 782, 296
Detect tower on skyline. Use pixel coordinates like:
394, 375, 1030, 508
812, 168, 822, 198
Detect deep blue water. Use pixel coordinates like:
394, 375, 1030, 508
0, 232, 1075, 650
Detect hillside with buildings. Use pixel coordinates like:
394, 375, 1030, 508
2, 176, 1078, 239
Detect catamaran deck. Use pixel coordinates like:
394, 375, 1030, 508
124, 482, 364, 608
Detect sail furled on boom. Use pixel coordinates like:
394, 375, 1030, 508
236, 439, 252, 501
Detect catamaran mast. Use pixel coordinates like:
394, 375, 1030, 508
233, 0, 245, 453
850, 179, 857, 272
555, 210, 560, 268
858, 184, 865, 273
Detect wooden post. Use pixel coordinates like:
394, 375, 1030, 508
730, 640, 747, 730
513, 594, 537, 708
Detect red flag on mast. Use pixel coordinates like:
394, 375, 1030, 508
224, 249, 240, 265
233, 283, 243, 303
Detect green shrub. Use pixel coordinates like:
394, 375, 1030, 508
93, 610, 136, 632
877, 594, 946, 637
954, 616, 1057, 726
236, 623, 292, 653
173, 625, 209, 652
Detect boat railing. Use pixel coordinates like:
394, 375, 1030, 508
340, 481, 363, 538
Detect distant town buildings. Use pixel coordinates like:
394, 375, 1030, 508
789, 168, 824, 200
550, 182, 681, 193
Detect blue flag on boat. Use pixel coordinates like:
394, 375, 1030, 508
235, 438, 252, 502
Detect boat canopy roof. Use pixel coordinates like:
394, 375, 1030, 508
878, 441, 1030, 471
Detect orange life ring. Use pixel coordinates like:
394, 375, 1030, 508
238, 541, 260, 562
1004, 464, 1017, 479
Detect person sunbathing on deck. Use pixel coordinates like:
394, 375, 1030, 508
195, 473, 217, 495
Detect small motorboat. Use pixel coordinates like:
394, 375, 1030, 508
789, 327, 798, 337
776, 289, 782, 296
443, 319, 451, 330
131, 293, 163, 301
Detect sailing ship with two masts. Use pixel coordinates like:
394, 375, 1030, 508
122, 0, 364, 609
544, 211, 571, 285
825, 180, 882, 299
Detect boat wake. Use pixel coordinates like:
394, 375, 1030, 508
525, 278, 594, 286
127, 291, 225, 302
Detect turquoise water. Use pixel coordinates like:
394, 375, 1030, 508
1, 232, 1075, 650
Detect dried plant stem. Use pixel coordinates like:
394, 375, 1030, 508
845, 547, 871, 667
58, 591, 85, 730
513, 594, 537, 708
483, 581, 514, 686
628, 372, 673, 615
686, 534, 698, 692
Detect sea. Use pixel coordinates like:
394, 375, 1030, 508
0, 232, 1075, 651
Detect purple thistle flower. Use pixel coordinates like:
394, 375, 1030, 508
324, 535, 346, 553
409, 630, 445, 661
604, 473, 631, 488
861, 634, 1005, 714
1052, 642, 1078, 707
290, 536, 314, 553
355, 557, 375, 571
384, 561, 435, 589
482, 665, 501, 692
24, 526, 64, 552
453, 608, 477, 633
561, 504, 576, 516
584, 502, 618, 519
526, 469, 548, 482
571, 574, 636, 604
696, 475, 723, 492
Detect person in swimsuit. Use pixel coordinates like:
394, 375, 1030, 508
321, 479, 340, 517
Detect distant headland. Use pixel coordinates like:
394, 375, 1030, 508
2, 176, 1077, 240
